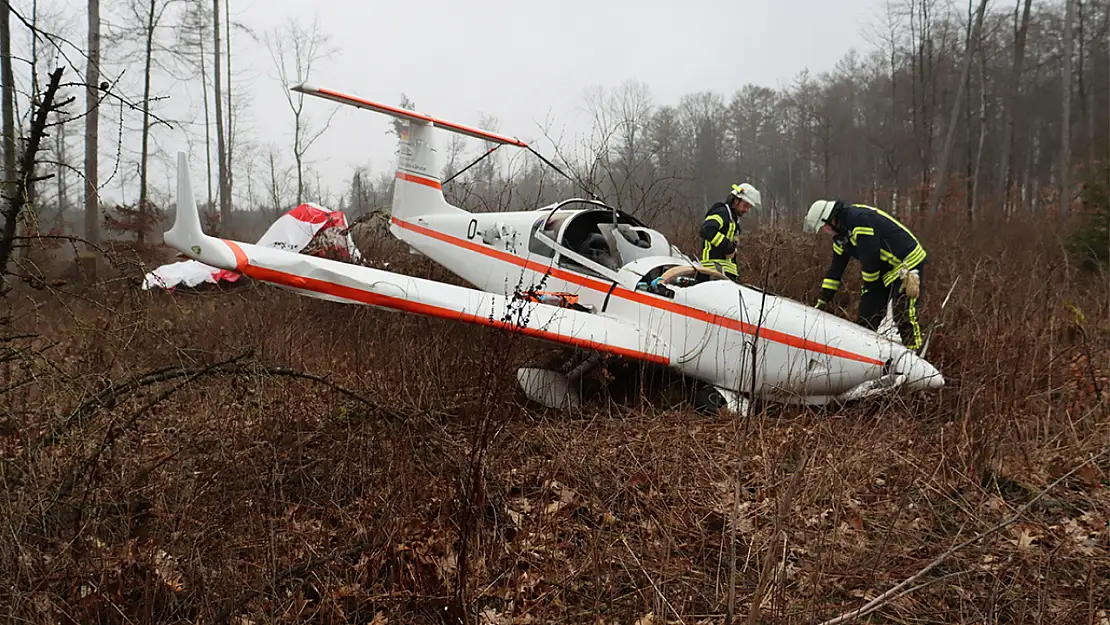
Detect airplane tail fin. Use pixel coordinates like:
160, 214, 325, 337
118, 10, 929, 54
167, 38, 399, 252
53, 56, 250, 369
291, 85, 529, 224
164, 151, 240, 271
390, 115, 462, 223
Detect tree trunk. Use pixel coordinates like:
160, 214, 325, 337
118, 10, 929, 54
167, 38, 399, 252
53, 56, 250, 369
295, 144, 303, 206
268, 150, 281, 217
1, 0, 16, 200
1077, 0, 1096, 167
224, 0, 233, 205
923, 0, 936, 211
137, 0, 157, 247
964, 0, 975, 216
212, 0, 229, 229
84, 0, 101, 246
928, 0, 989, 216
55, 109, 66, 230
198, 17, 212, 210
971, 43, 988, 223
994, 0, 1034, 215
1060, 0, 1074, 219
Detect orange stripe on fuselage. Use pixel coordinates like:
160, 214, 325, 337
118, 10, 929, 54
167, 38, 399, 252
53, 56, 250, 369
389, 216, 886, 367
229, 261, 667, 365
396, 171, 443, 190
223, 239, 248, 270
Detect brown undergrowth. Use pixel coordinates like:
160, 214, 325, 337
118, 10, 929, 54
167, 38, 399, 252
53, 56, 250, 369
0, 212, 1107, 624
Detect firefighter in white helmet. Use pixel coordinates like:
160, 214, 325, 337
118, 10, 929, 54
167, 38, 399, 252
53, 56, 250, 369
803, 199, 928, 352
699, 182, 761, 282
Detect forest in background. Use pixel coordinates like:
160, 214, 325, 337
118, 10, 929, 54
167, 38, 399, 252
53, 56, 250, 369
0, 0, 1108, 253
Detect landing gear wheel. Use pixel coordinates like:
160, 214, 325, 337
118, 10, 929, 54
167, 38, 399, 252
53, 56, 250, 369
693, 385, 727, 416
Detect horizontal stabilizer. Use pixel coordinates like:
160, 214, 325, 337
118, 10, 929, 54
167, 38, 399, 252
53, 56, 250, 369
292, 84, 529, 148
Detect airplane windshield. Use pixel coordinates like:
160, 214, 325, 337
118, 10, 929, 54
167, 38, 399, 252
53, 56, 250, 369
526, 200, 672, 277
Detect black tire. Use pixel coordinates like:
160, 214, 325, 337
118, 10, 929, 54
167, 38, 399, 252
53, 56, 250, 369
693, 385, 726, 415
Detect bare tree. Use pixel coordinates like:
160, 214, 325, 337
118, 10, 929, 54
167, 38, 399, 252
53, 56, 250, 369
177, 1, 213, 210
1060, 0, 1074, 218
928, 0, 989, 216
1, 67, 67, 286
1, 0, 15, 200
212, 0, 228, 227
84, 0, 101, 246
970, 39, 989, 220
265, 15, 338, 206
120, 0, 180, 245
266, 145, 293, 217
993, 0, 1034, 214
223, 0, 233, 206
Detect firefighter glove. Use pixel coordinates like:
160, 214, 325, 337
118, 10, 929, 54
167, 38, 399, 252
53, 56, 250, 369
900, 269, 920, 299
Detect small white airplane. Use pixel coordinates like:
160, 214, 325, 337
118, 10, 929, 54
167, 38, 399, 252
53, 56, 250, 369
161, 84, 945, 417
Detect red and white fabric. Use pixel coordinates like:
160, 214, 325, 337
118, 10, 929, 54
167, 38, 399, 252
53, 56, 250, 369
142, 203, 363, 291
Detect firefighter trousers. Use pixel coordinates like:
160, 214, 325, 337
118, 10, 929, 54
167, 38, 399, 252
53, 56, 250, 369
858, 268, 925, 352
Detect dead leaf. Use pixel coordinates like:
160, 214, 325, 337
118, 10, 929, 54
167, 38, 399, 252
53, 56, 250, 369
845, 508, 865, 532
633, 612, 655, 625
1010, 523, 1041, 550
1075, 463, 1102, 489
627, 472, 651, 489
1017, 528, 1039, 550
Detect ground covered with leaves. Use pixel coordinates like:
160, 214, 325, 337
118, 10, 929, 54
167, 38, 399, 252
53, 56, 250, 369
1, 214, 1108, 624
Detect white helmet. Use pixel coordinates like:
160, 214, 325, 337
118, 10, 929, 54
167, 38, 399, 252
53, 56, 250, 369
729, 183, 761, 210
803, 200, 837, 233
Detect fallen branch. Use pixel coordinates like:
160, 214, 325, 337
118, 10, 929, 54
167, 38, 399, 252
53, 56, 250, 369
20, 352, 415, 542
815, 446, 1110, 625
39, 354, 407, 451
61, 351, 253, 511
232, 363, 407, 420
41, 361, 235, 450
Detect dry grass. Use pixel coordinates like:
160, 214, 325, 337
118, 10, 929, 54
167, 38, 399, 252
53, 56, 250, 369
1, 210, 1108, 625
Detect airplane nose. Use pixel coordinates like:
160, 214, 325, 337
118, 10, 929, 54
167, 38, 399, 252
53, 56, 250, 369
896, 350, 945, 391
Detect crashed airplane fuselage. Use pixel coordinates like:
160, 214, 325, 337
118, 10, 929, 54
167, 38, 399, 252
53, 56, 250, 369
160, 84, 945, 417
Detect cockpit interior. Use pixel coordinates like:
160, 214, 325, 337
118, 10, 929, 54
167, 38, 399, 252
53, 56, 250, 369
527, 200, 675, 277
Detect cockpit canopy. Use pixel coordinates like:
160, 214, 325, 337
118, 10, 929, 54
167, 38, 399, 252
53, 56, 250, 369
527, 199, 682, 277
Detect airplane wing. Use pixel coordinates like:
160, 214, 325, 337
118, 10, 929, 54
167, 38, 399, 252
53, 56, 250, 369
162, 153, 670, 366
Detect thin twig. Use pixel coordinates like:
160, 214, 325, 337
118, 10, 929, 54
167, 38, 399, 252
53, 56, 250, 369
747, 445, 811, 625
621, 536, 684, 624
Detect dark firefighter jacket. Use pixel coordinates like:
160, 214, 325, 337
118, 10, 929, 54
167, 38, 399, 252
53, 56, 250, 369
818, 202, 927, 304
699, 202, 738, 276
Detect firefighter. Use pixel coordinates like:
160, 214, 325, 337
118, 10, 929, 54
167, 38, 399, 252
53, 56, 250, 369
803, 199, 927, 352
699, 182, 761, 281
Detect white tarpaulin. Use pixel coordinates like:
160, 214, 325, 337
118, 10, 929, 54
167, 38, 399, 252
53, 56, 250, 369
142, 202, 363, 290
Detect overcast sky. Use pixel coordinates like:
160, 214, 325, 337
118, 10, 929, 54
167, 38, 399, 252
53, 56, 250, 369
19, 0, 901, 207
